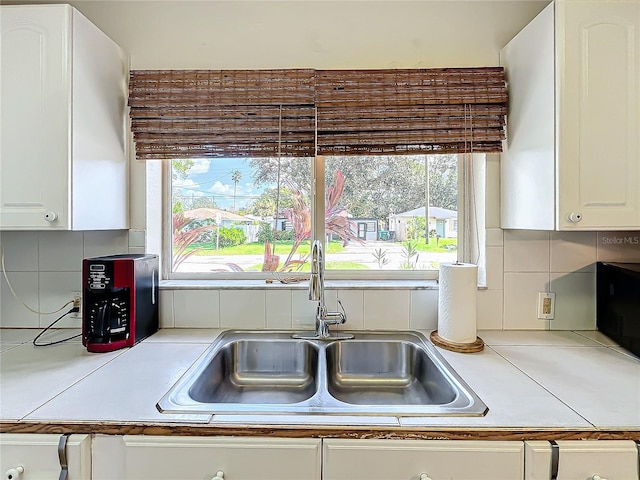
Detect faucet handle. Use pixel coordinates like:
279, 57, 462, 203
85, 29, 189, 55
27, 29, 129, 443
336, 298, 347, 323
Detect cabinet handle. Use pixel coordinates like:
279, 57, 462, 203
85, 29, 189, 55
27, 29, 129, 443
567, 212, 582, 223
5, 466, 24, 480
211, 471, 224, 480
591, 476, 607, 480
419, 474, 432, 480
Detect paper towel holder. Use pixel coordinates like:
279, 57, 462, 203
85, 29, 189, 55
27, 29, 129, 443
430, 330, 484, 353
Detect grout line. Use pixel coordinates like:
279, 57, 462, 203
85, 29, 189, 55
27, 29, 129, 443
19, 346, 129, 421
487, 345, 597, 429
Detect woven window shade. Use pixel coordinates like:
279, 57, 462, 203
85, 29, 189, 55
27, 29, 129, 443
128, 69, 316, 160
128, 67, 507, 159
315, 67, 507, 155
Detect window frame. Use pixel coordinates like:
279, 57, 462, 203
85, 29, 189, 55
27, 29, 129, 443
161, 154, 476, 282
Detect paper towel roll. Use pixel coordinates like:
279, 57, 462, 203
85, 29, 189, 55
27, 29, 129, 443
438, 262, 478, 344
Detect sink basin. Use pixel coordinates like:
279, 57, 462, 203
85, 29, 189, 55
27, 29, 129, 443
158, 330, 487, 417
188, 339, 318, 404
326, 340, 457, 406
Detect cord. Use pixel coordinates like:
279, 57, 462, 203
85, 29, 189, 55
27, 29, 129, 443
1, 243, 74, 315
33, 307, 82, 347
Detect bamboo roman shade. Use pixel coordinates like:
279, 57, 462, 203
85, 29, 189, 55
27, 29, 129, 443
128, 67, 507, 160
316, 68, 507, 155
128, 69, 316, 160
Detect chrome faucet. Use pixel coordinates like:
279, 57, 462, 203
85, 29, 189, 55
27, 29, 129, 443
295, 240, 352, 340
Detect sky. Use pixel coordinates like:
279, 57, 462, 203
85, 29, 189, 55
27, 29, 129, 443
173, 158, 267, 211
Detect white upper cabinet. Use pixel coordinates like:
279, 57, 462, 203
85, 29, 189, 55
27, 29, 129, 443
501, 0, 640, 231
0, 5, 129, 230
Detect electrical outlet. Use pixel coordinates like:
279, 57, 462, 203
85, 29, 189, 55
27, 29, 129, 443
537, 292, 555, 320
71, 292, 82, 319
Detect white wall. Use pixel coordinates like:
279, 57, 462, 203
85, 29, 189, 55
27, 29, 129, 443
3, 0, 640, 331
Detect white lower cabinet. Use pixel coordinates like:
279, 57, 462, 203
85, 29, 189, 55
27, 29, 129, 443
0, 434, 91, 480
92, 435, 322, 480
322, 439, 524, 480
4, 434, 638, 480
525, 440, 640, 480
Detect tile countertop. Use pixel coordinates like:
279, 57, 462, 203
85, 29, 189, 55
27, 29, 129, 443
0, 328, 639, 440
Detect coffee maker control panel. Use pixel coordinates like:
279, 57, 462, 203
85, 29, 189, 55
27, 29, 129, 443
88, 263, 112, 290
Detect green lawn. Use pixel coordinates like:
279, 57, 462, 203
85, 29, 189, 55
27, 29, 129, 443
411, 238, 457, 253
184, 238, 455, 256
184, 241, 346, 256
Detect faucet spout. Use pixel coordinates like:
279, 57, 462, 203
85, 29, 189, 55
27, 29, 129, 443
309, 240, 323, 302
294, 240, 352, 340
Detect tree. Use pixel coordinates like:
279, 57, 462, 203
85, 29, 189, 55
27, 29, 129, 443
231, 169, 242, 212
250, 154, 458, 221
172, 194, 217, 211
428, 154, 458, 210
247, 187, 294, 217
172, 159, 195, 181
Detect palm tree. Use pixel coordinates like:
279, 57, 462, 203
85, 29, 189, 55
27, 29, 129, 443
231, 169, 242, 212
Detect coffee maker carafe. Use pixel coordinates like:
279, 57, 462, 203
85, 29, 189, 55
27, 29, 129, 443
82, 254, 158, 352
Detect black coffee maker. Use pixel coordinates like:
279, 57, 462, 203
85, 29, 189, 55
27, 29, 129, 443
82, 254, 159, 352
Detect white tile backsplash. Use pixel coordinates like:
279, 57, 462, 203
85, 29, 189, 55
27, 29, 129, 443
265, 289, 292, 329
1, 271, 40, 327
336, 289, 364, 330
292, 289, 318, 329
363, 290, 410, 330
550, 272, 596, 330
219, 290, 265, 329
83, 230, 129, 258
503, 272, 550, 330
550, 231, 597, 273
158, 290, 175, 328
38, 271, 82, 328
485, 246, 504, 290
504, 230, 550, 272
596, 231, 640, 262
38, 231, 84, 271
477, 288, 503, 330
128, 229, 146, 249
486, 227, 504, 247
174, 290, 220, 328
3, 227, 637, 333
409, 289, 437, 330
0, 231, 39, 272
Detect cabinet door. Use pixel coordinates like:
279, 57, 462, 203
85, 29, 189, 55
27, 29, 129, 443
93, 435, 322, 480
557, 0, 640, 230
323, 439, 524, 480
525, 440, 639, 480
0, 434, 91, 480
0, 6, 72, 229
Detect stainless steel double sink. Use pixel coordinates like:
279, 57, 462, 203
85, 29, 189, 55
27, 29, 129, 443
158, 330, 488, 417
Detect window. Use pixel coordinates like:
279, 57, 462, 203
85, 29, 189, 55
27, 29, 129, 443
130, 68, 505, 279
168, 153, 467, 278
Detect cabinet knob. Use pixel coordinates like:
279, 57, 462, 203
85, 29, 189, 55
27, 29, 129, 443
44, 211, 58, 222
567, 212, 582, 223
419, 474, 432, 480
591, 476, 607, 480
5, 466, 24, 479
211, 471, 224, 480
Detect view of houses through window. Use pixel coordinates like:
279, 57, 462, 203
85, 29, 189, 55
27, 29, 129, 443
170, 155, 458, 275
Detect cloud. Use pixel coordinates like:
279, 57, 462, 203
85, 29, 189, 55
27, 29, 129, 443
210, 181, 234, 195
188, 159, 211, 174
173, 178, 198, 188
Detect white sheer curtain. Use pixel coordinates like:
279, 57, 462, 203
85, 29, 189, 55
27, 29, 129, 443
459, 153, 486, 286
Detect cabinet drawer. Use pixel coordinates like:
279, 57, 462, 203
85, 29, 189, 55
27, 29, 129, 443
323, 439, 524, 480
0, 434, 91, 480
525, 440, 639, 480
94, 435, 321, 480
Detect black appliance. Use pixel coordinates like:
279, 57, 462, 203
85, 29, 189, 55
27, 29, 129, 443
596, 262, 640, 357
82, 254, 159, 353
